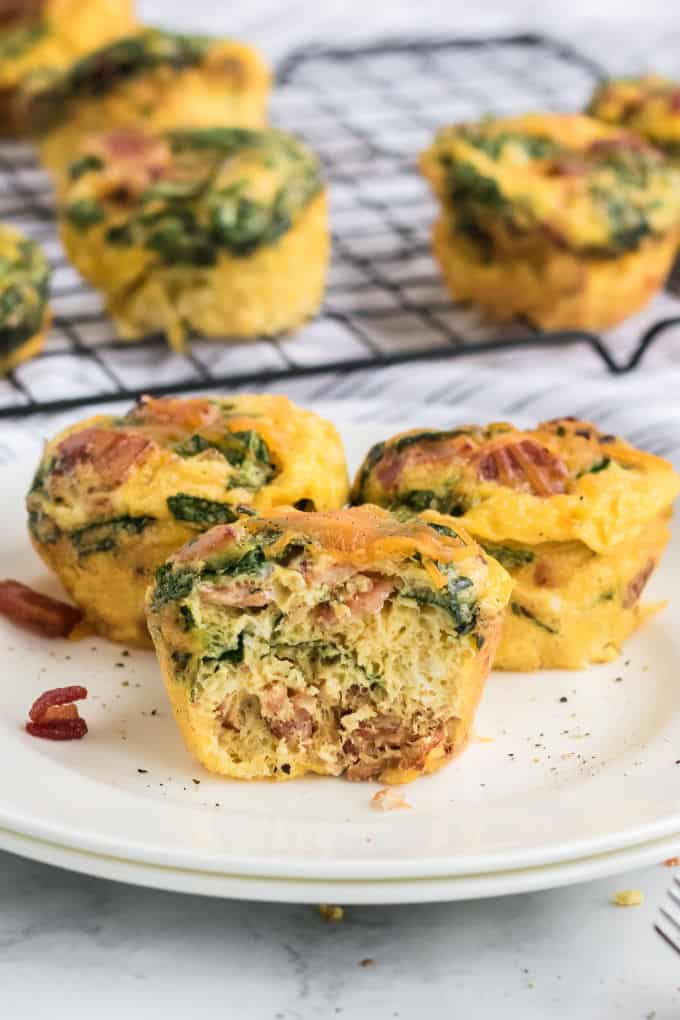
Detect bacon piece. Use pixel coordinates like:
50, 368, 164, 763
375, 434, 478, 491
477, 439, 568, 496
173, 525, 237, 564
669, 89, 680, 113
623, 559, 654, 609
344, 575, 394, 617
26, 685, 88, 741
29, 685, 87, 723
26, 719, 88, 741
54, 428, 153, 485
260, 684, 315, 743
201, 581, 273, 608
0, 580, 82, 637
128, 396, 223, 431
0, 0, 44, 23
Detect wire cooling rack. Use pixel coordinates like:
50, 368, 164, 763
2, 32, 680, 418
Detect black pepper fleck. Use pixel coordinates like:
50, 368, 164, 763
559, 696, 568, 703
137, 768, 148, 774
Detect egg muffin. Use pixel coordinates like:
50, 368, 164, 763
0, 224, 50, 374
352, 417, 680, 671
146, 505, 512, 782
588, 76, 680, 160
22, 27, 270, 184
57, 126, 328, 351
27, 394, 349, 647
419, 113, 680, 331
0, 0, 136, 135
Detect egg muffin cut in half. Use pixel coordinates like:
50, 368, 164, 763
0, 0, 136, 135
145, 506, 512, 782
419, 113, 680, 331
0, 224, 50, 374
57, 126, 328, 351
352, 417, 680, 671
588, 76, 680, 160
27, 394, 349, 648
22, 27, 270, 184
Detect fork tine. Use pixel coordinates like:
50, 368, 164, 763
668, 887, 680, 909
655, 923, 680, 956
673, 875, 680, 892
660, 907, 680, 934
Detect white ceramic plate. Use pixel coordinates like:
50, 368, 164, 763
0, 416, 679, 899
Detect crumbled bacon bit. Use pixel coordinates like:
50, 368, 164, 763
375, 434, 477, 490
371, 788, 412, 811
663, 857, 680, 867
623, 559, 655, 609
26, 685, 88, 741
477, 439, 568, 496
0, 580, 82, 638
54, 428, 153, 485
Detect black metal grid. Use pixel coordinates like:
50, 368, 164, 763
2, 32, 680, 419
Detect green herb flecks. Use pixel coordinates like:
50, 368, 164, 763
68, 154, 105, 181
70, 515, 155, 556
0, 21, 46, 61
167, 494, 237, 526
175, 428, 276, 490
202, 632, 245, 669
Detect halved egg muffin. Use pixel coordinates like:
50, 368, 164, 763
27, 394, 349, 647
419, 113, 680, 331
0, 223, 50, 374
22, 27, 270, 182
0, 0, 136, 135
352, 417, 680, 670
145, 505, 512, 782
588, 75, 680, 159
57, 125, 328, 350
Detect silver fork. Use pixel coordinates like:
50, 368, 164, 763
655, 875, 680, 955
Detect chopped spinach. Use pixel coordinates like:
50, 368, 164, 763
400, 489, 437, 512
151, 562, 195, 609
404, 573, 478, 635
28, 509, 61, 545
70, 515, 155, 556
202, 632, 245, 668
179, 604, 195, 631
427, 522, 459, 539
68, 154, 105, 181
0, 233, 50, 356
460, 129, 560, 161
480, 542, 535, 570
167, 494, 237, 526
511, 602, 558, 634
580, 456, 612, 476
174, 429, 275, 489
65, 199, 105, 230
0, 21, 46, 61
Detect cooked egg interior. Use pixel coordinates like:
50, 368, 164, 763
147, 507, 512, 781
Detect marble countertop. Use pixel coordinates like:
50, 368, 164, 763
1, 849, 678, 1019
4, 3, 680, 1016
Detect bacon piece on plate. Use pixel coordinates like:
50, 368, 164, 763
26, 685, 88, 741
0, 580, 82, 637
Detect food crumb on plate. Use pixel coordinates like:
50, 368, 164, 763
319, 904, 344, 922
663, 857, 680, 867
371, 788, 412, 811
360, 958, 375, 967
613, 889, 644, 906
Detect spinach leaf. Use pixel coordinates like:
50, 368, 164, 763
68, 154, 104, 181
202, 632, 245, 668
167, 494, 237, 526
65, 199, 105, 230
70, 515, 155, 556
511, 602, 558, 634
404, 573, 478, 635
480, 543, 535, 569
151, 562, 195, 609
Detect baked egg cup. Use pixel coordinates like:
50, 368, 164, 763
145, 505, 512, 782
23, 27, 270, 183
0, 223, 51, 374
588, 75, 680, 160
419, 113, 680, 331
352, 416, 680, 671
57, 125, 328, 351
27, 394, 349, 648
0, 0, 137, 135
